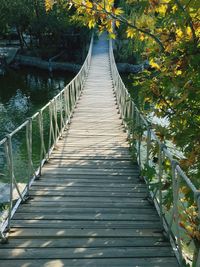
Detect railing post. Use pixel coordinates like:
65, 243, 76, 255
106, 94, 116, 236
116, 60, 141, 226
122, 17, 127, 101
136, 113, 142, 169
59, 94, 64, 136
129, 102, 135, 149
126, 100, 132, 139
39, 110, 47, 175
53, 98, 59, 142
67, 87, 71, 123
4, 137, 13, 232
64, 89, 68, 126
48, 101, 55, 158
26, 118, 34, 195
171, 161, 183, 263
146, 125, 151, 165
5, 135, 24, 231
158, 144, 164, 222
72, 82, 75, 109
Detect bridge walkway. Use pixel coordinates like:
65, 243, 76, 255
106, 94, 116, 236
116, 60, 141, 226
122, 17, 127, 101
0, 36, 179, 267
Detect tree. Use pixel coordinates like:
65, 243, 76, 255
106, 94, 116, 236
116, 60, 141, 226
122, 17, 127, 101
0, 0, 34, 49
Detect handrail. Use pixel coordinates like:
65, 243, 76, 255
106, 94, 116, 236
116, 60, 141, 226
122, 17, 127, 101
109, 39, 200, 267
0, 34, 94, 242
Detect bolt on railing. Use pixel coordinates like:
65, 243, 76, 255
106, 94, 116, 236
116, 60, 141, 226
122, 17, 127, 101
0, 34, 93, 242
109, 39, 200, 267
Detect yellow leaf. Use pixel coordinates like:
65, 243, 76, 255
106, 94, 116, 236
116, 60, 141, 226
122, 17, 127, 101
107, 0, 114, 4
126, 27, 135, 38
45, 0, 53, 11
85, 1, 93, 9
114, 8, 124, 16
156, 4, 167, 15
172, 4, 178, 13
186, 225, 193, 233
149, 59, 160, 70
105, 4, 112, 12
139, 34, 145, 41
186, 26, 192, 37
88, 19, 95, 29
176, 70, 182, 76
109, 33, 116, 39
176, 28, 183, 38
115, 20, 120, 28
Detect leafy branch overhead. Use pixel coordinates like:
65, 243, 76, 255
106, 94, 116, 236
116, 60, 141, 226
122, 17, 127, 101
65, 0, 199, 52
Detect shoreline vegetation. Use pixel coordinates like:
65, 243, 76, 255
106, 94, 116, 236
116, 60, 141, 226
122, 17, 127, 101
13, 53, 149, 74
14, 54, 81, 73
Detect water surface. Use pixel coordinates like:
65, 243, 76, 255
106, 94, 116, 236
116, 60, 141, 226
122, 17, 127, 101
0, 67, 74, 140
0, 67, 74, 205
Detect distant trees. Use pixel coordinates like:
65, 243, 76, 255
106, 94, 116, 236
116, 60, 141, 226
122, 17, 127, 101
0, 0, 35, 49
0, 0, 90, 57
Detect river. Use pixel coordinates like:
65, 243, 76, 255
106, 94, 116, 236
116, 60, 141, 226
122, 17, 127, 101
0, 67, 74, 140
0, 67, 74, 206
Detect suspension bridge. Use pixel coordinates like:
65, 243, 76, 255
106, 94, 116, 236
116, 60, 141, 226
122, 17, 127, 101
0, 34, 199, 267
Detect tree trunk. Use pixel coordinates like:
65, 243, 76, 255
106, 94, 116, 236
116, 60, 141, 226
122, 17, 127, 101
16, 26, 24, 51
33, 0, 43, 47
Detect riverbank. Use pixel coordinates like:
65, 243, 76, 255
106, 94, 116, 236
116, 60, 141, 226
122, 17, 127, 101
15, 54, 149, 74
15, 55, 81, 74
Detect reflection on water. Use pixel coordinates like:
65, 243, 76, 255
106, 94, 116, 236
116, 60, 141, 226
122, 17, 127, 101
0, 67, 74, 206
0, 67, 74, 140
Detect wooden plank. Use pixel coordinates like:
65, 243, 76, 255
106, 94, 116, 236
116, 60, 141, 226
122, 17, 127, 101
42, 164, 137, 170
17, 207, 156, 215
36, 176, 139, 182
49, 155, 132, 160
33, 181, 144, 187
29, 190, 147, 198
52, 145, 130, 150
66, 133, 125, 137
11, 220, 162, 229
0, 247, 175, 259
62, 136, 126, 140
21, 200, 151, 208
51, 150, 131, 155
38, 176, 139, 182
46, 159, 135, 165
13, 213, 159, 221
9, 228, 164, 238
1, 237, 168, 248
28, 196, 149, 203
0, 258, 179, 267
30, 185, 147, 192
44, 158, 135, 163
41, 168, 139, 175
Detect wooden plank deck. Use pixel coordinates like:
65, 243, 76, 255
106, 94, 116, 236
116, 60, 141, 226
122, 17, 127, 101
0, 35, 179, 266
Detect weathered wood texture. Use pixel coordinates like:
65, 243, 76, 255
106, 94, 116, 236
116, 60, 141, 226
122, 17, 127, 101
0, 35, 179, 267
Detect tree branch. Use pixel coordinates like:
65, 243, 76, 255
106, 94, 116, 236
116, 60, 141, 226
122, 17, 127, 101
174, 0, 198, 45
115, 14, 165, 52
69, 0, 165, 52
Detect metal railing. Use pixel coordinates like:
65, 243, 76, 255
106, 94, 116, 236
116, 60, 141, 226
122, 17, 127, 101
0, 34, 93, 242
109, 39, 200, 267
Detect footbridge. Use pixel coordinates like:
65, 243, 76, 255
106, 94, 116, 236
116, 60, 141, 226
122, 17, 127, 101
0, 34, 199, 267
